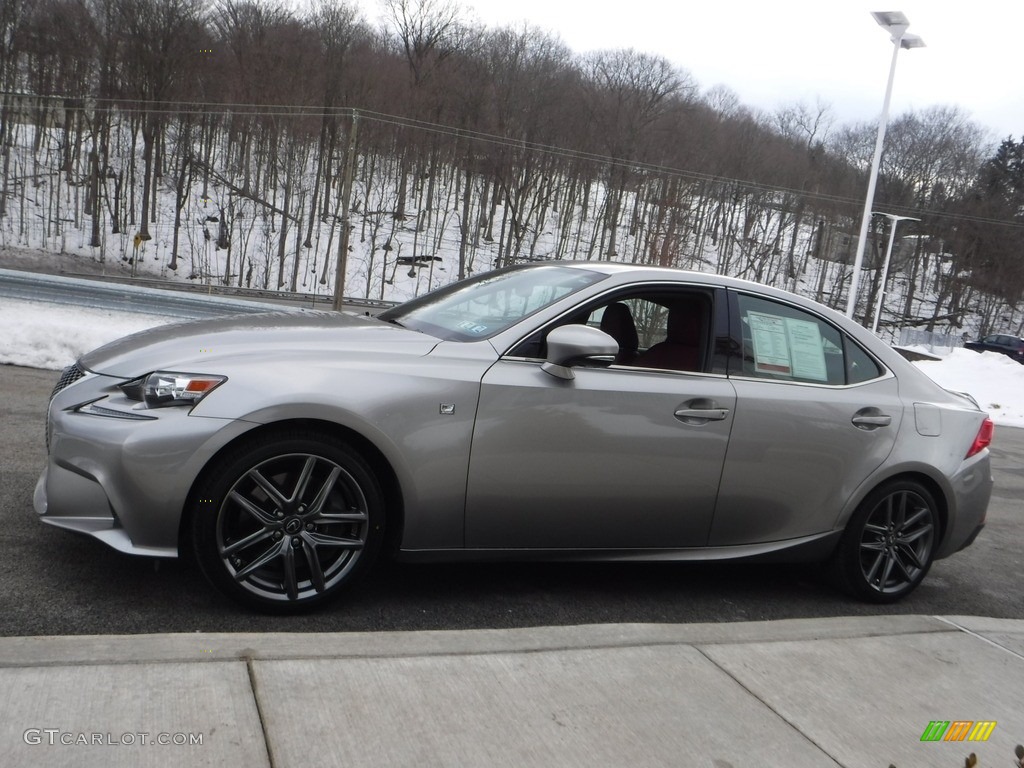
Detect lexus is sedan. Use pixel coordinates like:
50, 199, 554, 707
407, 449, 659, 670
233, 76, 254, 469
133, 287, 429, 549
36, 262, 994, 612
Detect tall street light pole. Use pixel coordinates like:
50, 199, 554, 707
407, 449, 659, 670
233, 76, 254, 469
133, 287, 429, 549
845, 11, 925, 320
870, 212, 920, 334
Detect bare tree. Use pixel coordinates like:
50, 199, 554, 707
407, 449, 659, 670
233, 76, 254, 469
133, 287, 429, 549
579, 48, 694, 259
947, 136, 1024, 311
384, 0, 464, 88
304, 0, 366, 249
116, 0, 205, 245
876, 106, 988, 329
0, 0, 27, 219
771, 99, 835, 290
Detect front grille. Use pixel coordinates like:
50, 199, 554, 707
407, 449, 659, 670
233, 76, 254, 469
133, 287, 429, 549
50, 363, 85, 402
47, 363, 85, 453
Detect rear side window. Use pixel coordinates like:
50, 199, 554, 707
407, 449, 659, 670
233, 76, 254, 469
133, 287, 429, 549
734, 294, 881, 385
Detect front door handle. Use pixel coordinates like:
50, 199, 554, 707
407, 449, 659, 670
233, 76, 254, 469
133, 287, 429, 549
675, 398, 730, 424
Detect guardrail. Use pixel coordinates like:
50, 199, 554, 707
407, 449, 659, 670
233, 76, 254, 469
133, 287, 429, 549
0, 268, 395, 320
52, 271, 397, 312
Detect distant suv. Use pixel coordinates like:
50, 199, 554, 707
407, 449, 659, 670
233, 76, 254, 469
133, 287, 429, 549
964, 333, 1024, 363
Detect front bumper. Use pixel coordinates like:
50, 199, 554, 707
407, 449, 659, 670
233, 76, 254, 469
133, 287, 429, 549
35, 368, 251, 557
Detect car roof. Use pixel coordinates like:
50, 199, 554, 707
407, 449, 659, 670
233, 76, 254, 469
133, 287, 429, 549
543, 260, 843, 317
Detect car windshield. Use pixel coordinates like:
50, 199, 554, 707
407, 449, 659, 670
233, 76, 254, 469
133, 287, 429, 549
379, 264, 607, 341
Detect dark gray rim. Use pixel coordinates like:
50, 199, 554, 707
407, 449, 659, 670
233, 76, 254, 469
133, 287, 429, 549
216, 452, 369, 602
858, 489, 935, 595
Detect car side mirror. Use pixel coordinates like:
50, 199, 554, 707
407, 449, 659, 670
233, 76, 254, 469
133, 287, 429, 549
541, 324, 618, 380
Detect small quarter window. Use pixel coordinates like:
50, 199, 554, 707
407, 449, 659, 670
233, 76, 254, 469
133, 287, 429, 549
844, 337, 883, 383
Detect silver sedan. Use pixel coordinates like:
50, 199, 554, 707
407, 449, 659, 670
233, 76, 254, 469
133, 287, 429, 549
36, 263, 994, 611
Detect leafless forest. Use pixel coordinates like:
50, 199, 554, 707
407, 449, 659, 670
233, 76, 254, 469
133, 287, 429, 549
1, 0, 1022, 337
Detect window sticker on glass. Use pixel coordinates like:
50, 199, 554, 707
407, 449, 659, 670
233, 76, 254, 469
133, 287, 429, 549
456, 320, 489, 334
748, 311, 828, 381
748, 312, 792, 375
785, 317, 828, 381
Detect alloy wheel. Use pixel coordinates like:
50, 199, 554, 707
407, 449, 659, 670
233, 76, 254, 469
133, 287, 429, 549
215, 451, 371, 604
857, 488, 936, 596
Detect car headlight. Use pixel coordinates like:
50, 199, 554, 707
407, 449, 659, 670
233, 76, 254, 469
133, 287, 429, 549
120, 372, 227, 408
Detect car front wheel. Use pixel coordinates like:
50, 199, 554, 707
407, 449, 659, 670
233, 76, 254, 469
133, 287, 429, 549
190, 430, 384, 613
832, 479, 939, 603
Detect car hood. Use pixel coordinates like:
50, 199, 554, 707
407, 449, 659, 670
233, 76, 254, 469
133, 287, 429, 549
79, 310, 438, 377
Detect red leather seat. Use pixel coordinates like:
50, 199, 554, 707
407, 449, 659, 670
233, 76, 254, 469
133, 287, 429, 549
635, 302, 702, 371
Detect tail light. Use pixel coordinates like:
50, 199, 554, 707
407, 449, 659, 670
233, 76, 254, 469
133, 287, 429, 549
966, 418, 994, 458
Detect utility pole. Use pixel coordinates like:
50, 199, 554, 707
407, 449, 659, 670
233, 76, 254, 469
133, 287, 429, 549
332, 110, 359, 311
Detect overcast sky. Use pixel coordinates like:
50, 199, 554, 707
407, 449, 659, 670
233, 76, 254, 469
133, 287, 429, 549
352, 0, 1021, 143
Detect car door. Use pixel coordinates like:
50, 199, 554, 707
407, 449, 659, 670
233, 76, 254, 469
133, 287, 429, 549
709, 290, 902, 546
464, 289, 736, 550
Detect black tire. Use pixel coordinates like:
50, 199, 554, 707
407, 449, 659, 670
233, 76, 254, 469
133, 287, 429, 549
831, 479, 939, 603
190, 429, 385, 613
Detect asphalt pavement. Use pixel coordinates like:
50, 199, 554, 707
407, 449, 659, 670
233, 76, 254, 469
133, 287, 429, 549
4, 362, 1024, 637
2, 615, 1023, 767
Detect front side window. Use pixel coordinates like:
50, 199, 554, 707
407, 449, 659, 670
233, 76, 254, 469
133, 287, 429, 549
734, 293, 881, 385
379, 264, 607, 342
585, 292, 712, 372
508, 287, 715, 372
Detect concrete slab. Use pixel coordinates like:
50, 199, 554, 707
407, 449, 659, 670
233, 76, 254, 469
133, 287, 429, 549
703, 631, 1024, 768
251, 645, 838, 767
0, 615, 952, 667
0, 661, 268, 768
940, 616, 1024, 658
3, 618, 1022, 768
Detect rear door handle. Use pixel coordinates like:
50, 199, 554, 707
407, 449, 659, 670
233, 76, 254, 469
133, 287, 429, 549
851, 409, 892, 430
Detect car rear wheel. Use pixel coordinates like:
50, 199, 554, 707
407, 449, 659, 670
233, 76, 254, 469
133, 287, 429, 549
190, 430, 384, 613
832, 479, 938, 603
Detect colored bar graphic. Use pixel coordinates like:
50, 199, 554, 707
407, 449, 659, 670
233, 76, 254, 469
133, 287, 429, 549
967, 721, 997, 742
920, 720, 997, 742
944, 722, 973, 741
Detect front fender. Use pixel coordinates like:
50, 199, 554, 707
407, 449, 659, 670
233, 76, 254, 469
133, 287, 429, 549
194, 353, 492, 549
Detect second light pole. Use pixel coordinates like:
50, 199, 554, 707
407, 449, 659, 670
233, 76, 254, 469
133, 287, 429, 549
870, 212, 920, 334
